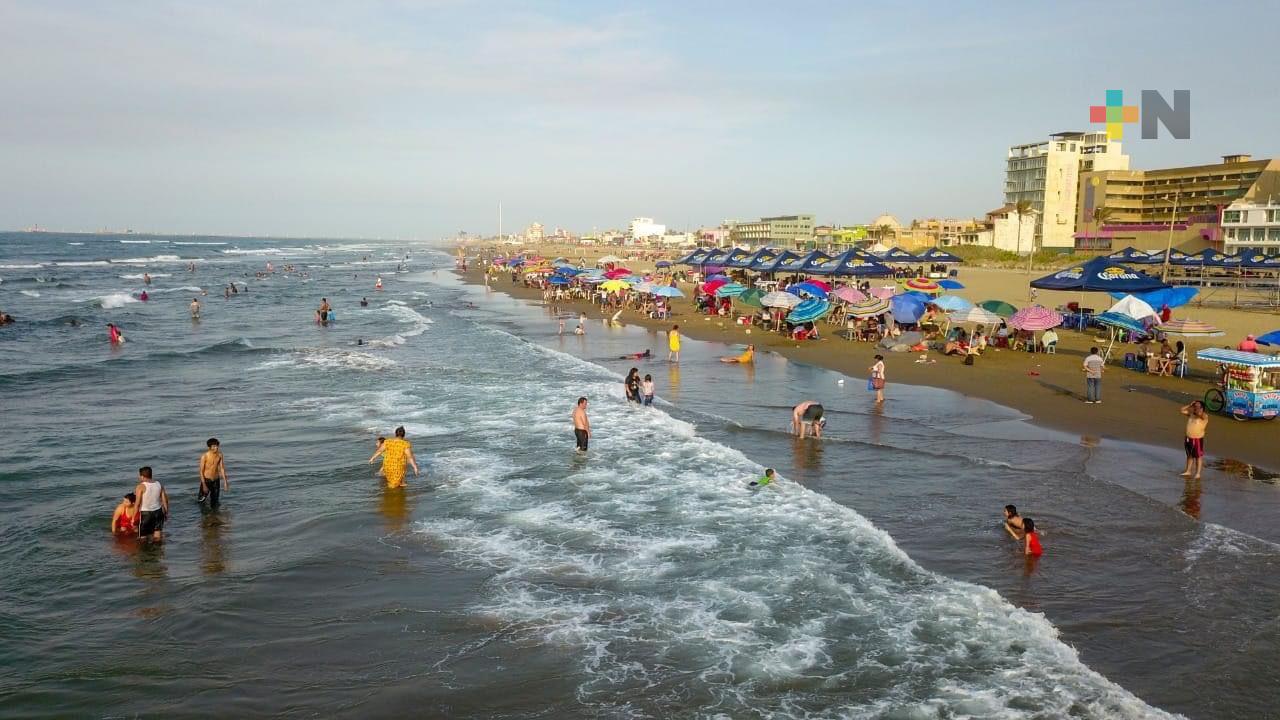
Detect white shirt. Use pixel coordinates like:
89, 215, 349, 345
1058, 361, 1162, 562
872, 360, 885, 379
139, 480, 164, 511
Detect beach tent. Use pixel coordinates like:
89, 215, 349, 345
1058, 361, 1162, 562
920, 248, 963, 264
676, 248, 710, 266
1145, 249, 1192, 266
751, 250, 803, 273
1106, 247, 1158, 264
808, 249, 893, 277
1106, 295, 1160, 323
727, 248, 775, 269
774, 250, 829, 274
1105, 286, 1198, 309
881, 247, 921, 263
1030, 256, 1170, 293
797, 251, 835, 273
718, 248, 754, 268
1238, 251, 1280, 269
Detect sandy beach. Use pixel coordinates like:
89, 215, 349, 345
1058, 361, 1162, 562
461, 243, 1280, 472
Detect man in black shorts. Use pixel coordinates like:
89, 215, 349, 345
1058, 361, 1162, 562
572, 397, 591, 452
792, 400, 825, 438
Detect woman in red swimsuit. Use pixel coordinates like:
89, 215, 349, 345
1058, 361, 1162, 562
111, 492, 139, 535
1023, 517, 1043, 557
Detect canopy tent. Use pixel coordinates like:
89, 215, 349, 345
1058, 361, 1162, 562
807, 249, 893, 277
751, 250, 803, 273
798, 251, 836, 273
1106, 295, 1160, 323
919, 248, 964, 264
1030, 256, 1170, 293
676, 248, 710, 266
880, 247, 921, 263
728, 247, 779, 270
718, 247, 754, 268
1238, 251, 1280, 269
1145, 249, 1192, 266
775, 250, 830, 274
1106, 246, 1158, 264
978, 300, 1018, 318
1187, 249, 1241, 268
1106, 286, 1198, 309
700, 249, 732, 267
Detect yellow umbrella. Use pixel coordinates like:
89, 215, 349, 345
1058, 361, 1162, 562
600, 279, 631, 292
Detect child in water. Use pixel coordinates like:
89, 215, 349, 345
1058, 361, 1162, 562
642, 374, 655, 406
750, 468, 776, 487
1023, 517, 1043, 557
373, 437, 386, 477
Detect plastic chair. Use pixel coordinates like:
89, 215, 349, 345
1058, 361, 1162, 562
1045, 341, 1057, 354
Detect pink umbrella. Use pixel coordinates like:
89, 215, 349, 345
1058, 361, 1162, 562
832, 286, 866, 304
869, 286, 895, 299
805, 279, 832, 292
1008, 305, 1063, 331
604, 269, 631, 279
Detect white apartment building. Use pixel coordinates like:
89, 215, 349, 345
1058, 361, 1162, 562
1221, 201, 1280, 255
628, 217, 666, 240
525, 222, 544, 241
1005, 131, 1129, 251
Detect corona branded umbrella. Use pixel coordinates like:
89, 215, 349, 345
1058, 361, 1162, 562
978, 300, 1018, 318
904, 277, 942, 293
847, 296, 891, 318
1008, 305, 1063, 331
1030, 256, 1169, 293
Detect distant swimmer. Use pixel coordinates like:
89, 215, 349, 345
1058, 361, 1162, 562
197, 438, 229, 508
619, 349, 651, 360
133, 466, 169, 542
138, 290, 149, 302
317, 297, 330, 325
107, 322, 125, 344
190, 298, 201, 319
792, 401, 824, 439
230, 282, 238, 294
369, 426, 419, 488
720, 344, 754, 364
574, 322, 585, 335
111, 492, 139, 534
749, 468, 777, 487
573, 397, 591, 452
143, 273, 152, 285
0, 312, 14, 326
667, 324, 681, 363
360, 297, 369, 307
375, 276, 384, 291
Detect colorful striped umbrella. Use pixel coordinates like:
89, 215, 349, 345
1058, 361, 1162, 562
904, 277, 942, 293
804, 279, 832, 292
846, 296, 891, 318
715, 283, 748, 298
1159, 319, 1224, 337
1008, 305, 1063, 332
762, 291, 802, 309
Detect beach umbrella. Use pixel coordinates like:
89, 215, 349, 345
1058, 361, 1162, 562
786, 281, 829, 299
1107, 286, 1198, 309
579, 275, 605, 284
930, 294, 973, 312
598, 255, 624, 264
715, 283, 748, 298
600, 279, 631, 293
978, 300, 1018, 318
655, 260, 672, 268
949, 307, 1003, 326
847, 296, 891, 318
634, 281, 655, 293
900, 290, 933, 301
787, 299, 832, 323
832, 286, 866, 304
1095, 312, 1151, 336
762, 291, 802, 309
707, 273, 730, 281
1159, 319, 1224, 337
889, 294, 927, 323
868, 286, 896, 299
734, 288, 765, 309
1008, 305, 1063, 331
1256, 330, 1280, 346
904, 277, 942, 293
651, 285, 685, 298
553, 266, 581, 276
547, 275, 571, 286
1106, 295, 1160, 323
604, 268, 632, 279
702, 278, 729, 295
937, 279, 965, 290
804, 279, 832, 292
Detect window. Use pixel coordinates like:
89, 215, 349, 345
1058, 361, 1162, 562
1223, 210, 1242, 223
1269, 228, 1280, 242
1269, 209, 1280, 223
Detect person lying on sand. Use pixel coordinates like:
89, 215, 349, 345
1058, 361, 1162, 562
720, 345, 754, 364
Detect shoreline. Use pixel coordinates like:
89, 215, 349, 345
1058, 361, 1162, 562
458, 263, 1279, 473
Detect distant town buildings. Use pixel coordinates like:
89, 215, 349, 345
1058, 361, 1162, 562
524, 222, 544, 241
728, 214, 814, 247
628, 217, 666, 240
1216, 201, 1280, 256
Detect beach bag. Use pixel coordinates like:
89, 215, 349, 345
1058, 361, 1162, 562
866, 378, 875, 392
963, 354, 975, 366
871, 378, 885, 390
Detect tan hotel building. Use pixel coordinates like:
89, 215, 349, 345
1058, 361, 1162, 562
1074, 154, 1280, 254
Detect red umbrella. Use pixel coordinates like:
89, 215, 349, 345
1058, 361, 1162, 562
604, 269, 631, 279
702, 278, 729, 295
805, 279, 832, 292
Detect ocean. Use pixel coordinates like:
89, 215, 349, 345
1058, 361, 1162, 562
1, 232, 1278, 719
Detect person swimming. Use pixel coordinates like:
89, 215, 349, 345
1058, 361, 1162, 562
360, 297, 369, 307
619, 349, 652, 360
749, 468, 777, 487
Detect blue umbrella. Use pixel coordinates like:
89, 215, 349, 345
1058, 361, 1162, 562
787, 299, 832, 323
706, 273, 729, 282
714, 283, 748, 298
652, 286, 685, 298
1095, 311, 1151, 336
931, 294, 973, 312
655, 260, 672, 268
1256, 330, 1280, 346
1106, 286, 1198, 309
1030, 256, 1169, 293
901, 290, 933, 301
786, 281, 829, 299
547, 275, 571, 285
553, 266, 581, 275
938, 279, 964, 290
889, 294, 927, 323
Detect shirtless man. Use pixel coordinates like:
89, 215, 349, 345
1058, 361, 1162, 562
198, 438, 229, 507
792, 400, 825, 438
573, 397, 591, 452
317, 297, 331, 324
1180, 401, 1209, 480
190, 298, 201, 319
1003, 504, 1025, 540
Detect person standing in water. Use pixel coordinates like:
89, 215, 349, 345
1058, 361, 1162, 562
667, 324, 681, 363
1180, 400, 1209, 480
1003, 505, 1025, 540
143, 272, 152, 286
111, 492, 139, 534
190, 298, 201, 319
133, 466, 169, 542
375, 276, 384, 291
198, 438, 229, 507
1023, 518, 1043, 557
792, 400, 825, 438
107, 323, 124, 344
869, 354, 886, 404
572, 397, 591, 452
369, 426, 418, 488
317, 297, 331, 324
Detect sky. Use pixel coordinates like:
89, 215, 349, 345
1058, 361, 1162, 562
3, 0, 1279, 240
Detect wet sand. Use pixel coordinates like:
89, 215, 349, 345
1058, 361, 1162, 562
460, 252, 1280, 472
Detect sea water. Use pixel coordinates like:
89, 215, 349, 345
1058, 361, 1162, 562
1, 232, 1278, 718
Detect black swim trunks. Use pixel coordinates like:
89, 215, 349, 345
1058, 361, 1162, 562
198, 478, 221, 507
138, 509, 166, 536
575, 428, 589, 451
801, 404, 824, 422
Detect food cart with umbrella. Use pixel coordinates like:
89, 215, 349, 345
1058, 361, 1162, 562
1197, 349, 1280, 420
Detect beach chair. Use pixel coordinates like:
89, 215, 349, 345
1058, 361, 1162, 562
1044, 341, 1056, 354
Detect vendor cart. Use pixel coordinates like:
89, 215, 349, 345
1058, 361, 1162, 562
1197, 348, 1280, 420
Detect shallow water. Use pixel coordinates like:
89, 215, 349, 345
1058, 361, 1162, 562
1, 233, 1278, 718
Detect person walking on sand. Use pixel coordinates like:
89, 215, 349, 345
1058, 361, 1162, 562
133, 466, 169, 542
197, 438, 229, 507
667, 324, 681, 363
1180, 400, 1209, 480
369, 426, 419, 488
573, 397, 591, 452
869, 354, 886, 404
1083, 347, 1105, 404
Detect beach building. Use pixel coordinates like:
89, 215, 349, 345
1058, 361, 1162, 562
728, 214, 814, 248
1005, 131, 1130, 252
697, 227, 731, 246
524, 222, 544, 242
628, 217, 666, 241
814, 225, 870, 251
1074, 154, 1280, 254
1220, 201, 1280, 256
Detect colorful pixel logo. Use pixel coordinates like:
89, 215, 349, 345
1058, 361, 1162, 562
1090, 90, 1138, 139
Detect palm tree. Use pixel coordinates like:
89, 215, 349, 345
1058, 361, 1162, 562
1013, 200, 1034, 261
1090, 207, 1114, 251
877, 224, 894, 245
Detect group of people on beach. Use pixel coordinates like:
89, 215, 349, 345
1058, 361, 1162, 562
110, 439, 228, 541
